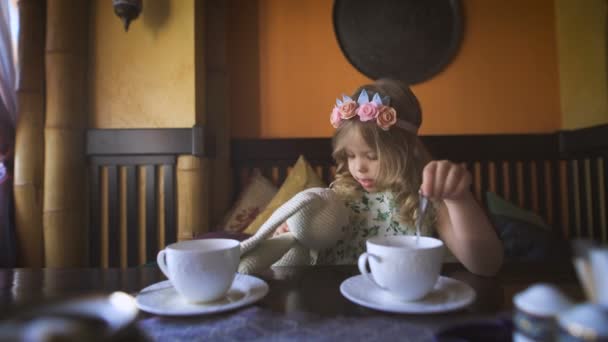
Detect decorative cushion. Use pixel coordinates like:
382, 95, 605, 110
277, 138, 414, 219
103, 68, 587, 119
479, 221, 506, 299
485, 192, 565, 261
486, 192, 550, 230
218, 170, 278, 233
242, 155, 326, 235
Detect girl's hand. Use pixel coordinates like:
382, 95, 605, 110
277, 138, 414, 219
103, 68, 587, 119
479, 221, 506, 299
272, 222, 290, 237
421, 160, 472, 201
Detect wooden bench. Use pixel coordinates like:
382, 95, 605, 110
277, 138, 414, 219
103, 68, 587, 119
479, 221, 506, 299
86, 124, 608, 267
232, 125, 608, 243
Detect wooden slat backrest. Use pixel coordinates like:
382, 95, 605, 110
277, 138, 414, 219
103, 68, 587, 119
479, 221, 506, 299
231, 125, 608, 243
86, 127, 204, 268
88, 156, 177, 268
560, 125, 608, 242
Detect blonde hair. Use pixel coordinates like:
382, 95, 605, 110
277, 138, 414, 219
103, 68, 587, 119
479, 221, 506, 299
331, 79, 434, 227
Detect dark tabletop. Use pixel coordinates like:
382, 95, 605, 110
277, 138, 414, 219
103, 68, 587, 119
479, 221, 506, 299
0, 261, 584, 341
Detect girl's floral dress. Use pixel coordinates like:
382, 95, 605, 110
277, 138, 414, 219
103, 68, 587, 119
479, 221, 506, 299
317, 190, 434, 265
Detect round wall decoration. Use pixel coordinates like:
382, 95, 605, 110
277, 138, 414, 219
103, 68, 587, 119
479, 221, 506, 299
333, 0, 464, 84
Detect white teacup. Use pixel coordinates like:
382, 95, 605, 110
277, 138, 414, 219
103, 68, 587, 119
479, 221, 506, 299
590, 247, 608, 306
157, 239, 240, 303
357, 235, 444, 301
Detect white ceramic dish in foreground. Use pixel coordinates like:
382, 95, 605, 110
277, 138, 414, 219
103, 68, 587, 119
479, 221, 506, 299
0, 292, 138, 340
136, 273, 269, 316
340, 275, 476, 314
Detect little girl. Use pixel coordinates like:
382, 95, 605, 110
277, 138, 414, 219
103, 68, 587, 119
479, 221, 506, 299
324, 79, 504, 275
276, 79, 503, 276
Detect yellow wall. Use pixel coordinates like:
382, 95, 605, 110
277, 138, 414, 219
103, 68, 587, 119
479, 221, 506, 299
229, 0, 562, 138
555, 0, 608, 129
89, 0, 607, 135
89, 0, 196, 128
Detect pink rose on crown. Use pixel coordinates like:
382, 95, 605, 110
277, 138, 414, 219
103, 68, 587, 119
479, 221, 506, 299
357, 102, 379, 121
338, 101, 358, 119
330, 106, 342, 128
377, 105, 397, 130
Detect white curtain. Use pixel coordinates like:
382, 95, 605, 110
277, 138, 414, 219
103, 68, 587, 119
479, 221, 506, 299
0, 0, 17, 267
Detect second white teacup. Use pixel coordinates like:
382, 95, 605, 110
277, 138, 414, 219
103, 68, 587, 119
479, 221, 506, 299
357, 235, 445, 301
157, 239, 240, 303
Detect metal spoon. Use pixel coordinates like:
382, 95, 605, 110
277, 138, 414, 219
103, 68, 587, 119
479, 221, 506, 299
416, 193, 429, 243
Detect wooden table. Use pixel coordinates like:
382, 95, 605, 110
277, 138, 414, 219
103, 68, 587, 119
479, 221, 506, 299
0, 261, 584, 340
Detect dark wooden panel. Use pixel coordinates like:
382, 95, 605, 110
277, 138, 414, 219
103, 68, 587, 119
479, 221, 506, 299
278, 166, 288, 187
567, 160, 579, 238
231, 138, 333, 165
145, 165, 158, 263
479, 161, 489, 205
590, 158, 602, 242
550, 160, 562, 236
231, 138, 333, 166
495, 161, 505, 197
87, 127, 206, 156
423, 134, 559, 162
578, 159, 590, 238
232, 134, 560, 167
89, 165, 101, 267
163, 164, 176, 246
466, 162, 476, 197
508, 161, 517, 204
536, 160, 548, 223
107, 166, 120, 268
322, 166, 332, 187
261, 166, 273, 183
559, 124, 608, 157
90, 155, 176, 166
603, 155, 608, 243
522, 161, 532, 210
126, 166, 138, 267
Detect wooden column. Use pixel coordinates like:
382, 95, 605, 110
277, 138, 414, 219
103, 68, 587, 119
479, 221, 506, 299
13, 0, 46, 267
43, 0, 89, 267
201, 0, 232, 227
172, 0, 228, 237
177, 156, 208, 240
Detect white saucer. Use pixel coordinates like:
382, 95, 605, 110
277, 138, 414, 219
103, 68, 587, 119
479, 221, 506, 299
136, 273, 269, 316
340, 275, 476, 314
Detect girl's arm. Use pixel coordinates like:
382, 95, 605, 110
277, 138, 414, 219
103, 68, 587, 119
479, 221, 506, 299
421, 161, 504, 276
435, 194, 504, 276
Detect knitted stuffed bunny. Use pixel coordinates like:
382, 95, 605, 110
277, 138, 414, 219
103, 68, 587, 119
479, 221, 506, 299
238, 187, 349, 274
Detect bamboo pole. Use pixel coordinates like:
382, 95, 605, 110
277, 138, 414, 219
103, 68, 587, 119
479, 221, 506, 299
43, 0, 89, 267
13, 0, 46, 267
177, 156, 208, 241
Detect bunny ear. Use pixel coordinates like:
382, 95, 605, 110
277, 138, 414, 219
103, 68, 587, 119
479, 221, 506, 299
240, 190, 321, 255
372, 93, 383, 105
357, 90, 369, 105
382, 95, 391, 106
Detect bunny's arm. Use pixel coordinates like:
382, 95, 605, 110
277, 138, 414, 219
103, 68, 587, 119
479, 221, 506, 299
238, 234, 298, 274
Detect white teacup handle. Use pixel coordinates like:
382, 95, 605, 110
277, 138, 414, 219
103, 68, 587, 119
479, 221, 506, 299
157, 249, 169, 278
357, 252, 385, 289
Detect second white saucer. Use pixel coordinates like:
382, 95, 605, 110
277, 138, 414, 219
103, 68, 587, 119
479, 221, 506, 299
136, 273, 269, 316
340, 275, 476, 314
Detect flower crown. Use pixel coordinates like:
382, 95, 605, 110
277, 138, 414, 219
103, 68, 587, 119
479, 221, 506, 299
330, 90, 418, 134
